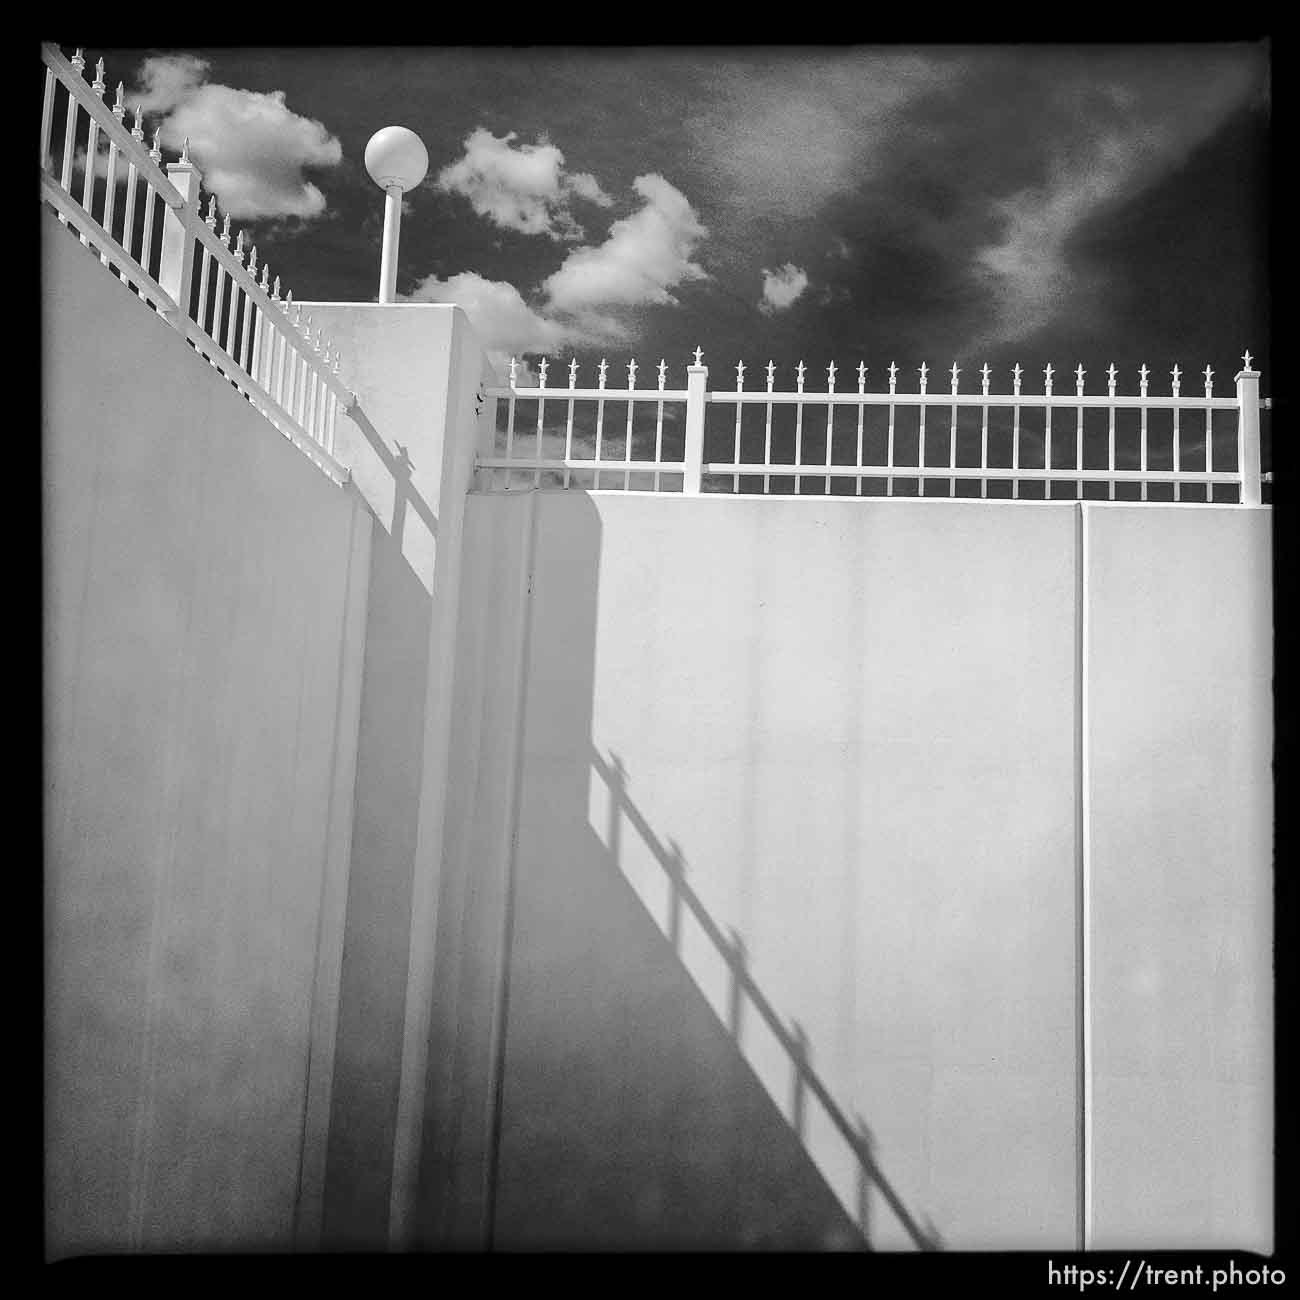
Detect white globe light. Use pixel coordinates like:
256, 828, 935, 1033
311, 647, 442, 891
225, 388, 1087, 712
365, 126, 429, 193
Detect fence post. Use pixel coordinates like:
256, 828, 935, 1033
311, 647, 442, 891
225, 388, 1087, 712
684, 349, 707, 494
1236, 354, 1262, 506
159, 145, 200, 330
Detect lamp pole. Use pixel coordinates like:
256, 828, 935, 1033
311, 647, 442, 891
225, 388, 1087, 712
364, 126, 429, 305
378, 184, 403, 304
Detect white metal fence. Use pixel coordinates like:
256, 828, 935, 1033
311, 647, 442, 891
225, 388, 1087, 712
39, 44, 355, 485
478, 351, 1271, 505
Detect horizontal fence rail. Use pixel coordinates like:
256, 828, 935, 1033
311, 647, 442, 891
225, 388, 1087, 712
478, 351, 1271, 506
40, 43, 356, 485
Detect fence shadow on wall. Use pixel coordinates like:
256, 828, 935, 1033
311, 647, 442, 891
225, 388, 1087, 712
421, 487, 944, 1250
590, 746, 942, 1252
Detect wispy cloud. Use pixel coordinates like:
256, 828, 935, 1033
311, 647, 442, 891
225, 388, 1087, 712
130, 54, 342, 220
758, 263, 809, 315
689, 55, 957, 222
962, 53, 1265, 351
435, 127, 613, 240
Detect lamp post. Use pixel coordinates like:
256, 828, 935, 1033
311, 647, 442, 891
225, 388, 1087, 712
364, 126, 429, 304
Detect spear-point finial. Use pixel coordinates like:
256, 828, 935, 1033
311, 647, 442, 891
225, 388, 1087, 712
92, 58, 106, 94
1075, 363, 1086, 395
179, 136, 191, 165
292, 304, 303, 327
248, 245, 258, 275
204, 194, 217, 225
796, 360, 806, 391
598, 358, 608, 388
949, 361, 960, 394
692, 346, 704, 367
657, 358, 667, 390
627, 358, 638, 388
1203, 364, 1214, 394
1106, 362, 1117, 395
569, 357, 579, 388
71, 49, 85, 74
1139, 363, 1150, 392
888, 361, 898, 391
150, 128, 162, 161
285, 289, 294, 312
735, 359, 745, 390
857, 360, 867, 392
1242, 349, 1254, 372
1012, 363, 1023, 393
220, 213, 232, 244
113, 82, 126, 117
766, 360, 775, 391
827, 360, 837, 392
980, 362, 991, 395
508, 356, 518, 385
1170, 363, 1181, 396
131, 108, 144, 140
538, 357, 549, 388
260, 264, 270, 291
918, 362, 928, 393
1044, 362, 1054, 395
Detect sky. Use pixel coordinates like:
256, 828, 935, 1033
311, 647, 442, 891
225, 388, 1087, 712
86, 44, 1269, 401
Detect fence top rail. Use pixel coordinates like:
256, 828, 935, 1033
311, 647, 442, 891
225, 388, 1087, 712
481, 352, 1268, 504
41, 43, 183, 207
492, 352, 1266, 403
41, 43, 359, 419
487, 386, 1249, 411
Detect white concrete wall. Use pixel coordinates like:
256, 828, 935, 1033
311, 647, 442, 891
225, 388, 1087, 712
448, 489, 1272, 1251
43, 212, 372, 1255
1087, 506, 1272, 1251
294, 302, 493, 1247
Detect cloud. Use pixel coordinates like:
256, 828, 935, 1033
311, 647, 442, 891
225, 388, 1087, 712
690, 55, 958, 221
970, 136, 1130, 344
542, 174, 708, 313
964, 52, 1265, 350
402, 270, 625, 379
405, 270, 570, 355
406, 171, 707, 366
758, 263, 809, 315
435, 128, 613, 240
129, 54, 343, 220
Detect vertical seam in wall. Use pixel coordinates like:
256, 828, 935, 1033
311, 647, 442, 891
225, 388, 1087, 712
292, 491, 361, 1249
483, 491, 540, 1251
388, 331, 483, 1247
1075, 500, 1093, 1251
127, 398, 207, 1249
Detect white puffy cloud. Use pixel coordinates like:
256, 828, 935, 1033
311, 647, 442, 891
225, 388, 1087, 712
542, 174, 707, 313
402, 271, 629, 380
130, 54, 342, 220
407, 170, 706, 365
405, 271, 569, 355
435, 128, 613, 240
758, 263, 809, 315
